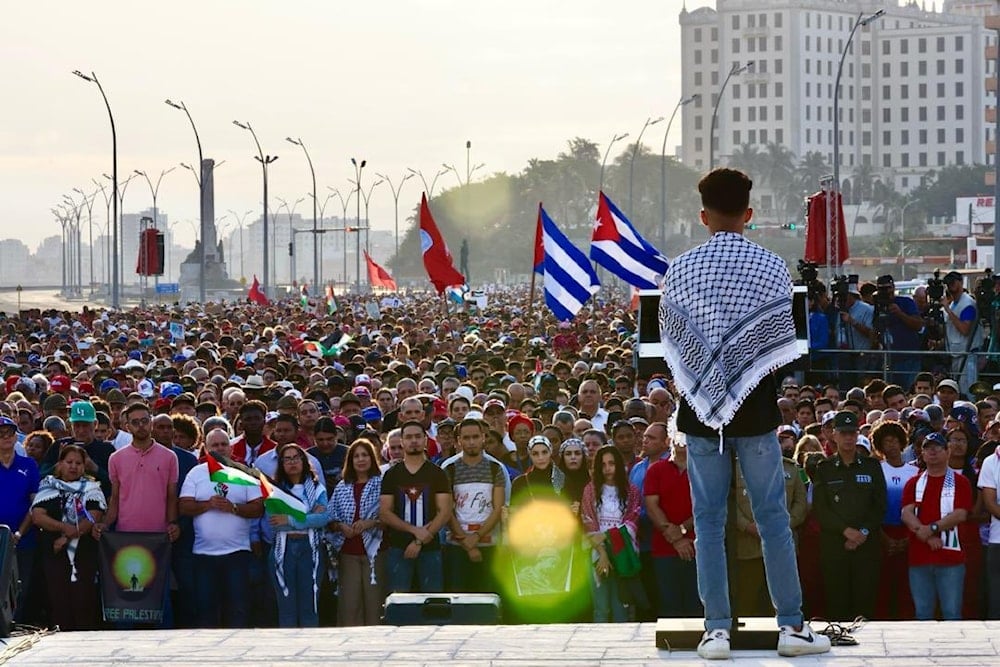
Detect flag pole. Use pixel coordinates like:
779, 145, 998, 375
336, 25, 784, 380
529, 202, 542, 324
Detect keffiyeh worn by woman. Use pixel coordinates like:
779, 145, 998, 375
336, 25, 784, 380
659, 232, 800, 434
328, 476, 383, 584
32, 475, 106, 582
272, 478, 326, 607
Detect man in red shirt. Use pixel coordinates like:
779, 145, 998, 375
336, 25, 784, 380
901, 432, 973, 620
644, 438, 701, 617
229, 401, 275, 466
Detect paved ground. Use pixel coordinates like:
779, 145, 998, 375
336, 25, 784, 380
1, 621, 998, 666
0, 287, 104, 314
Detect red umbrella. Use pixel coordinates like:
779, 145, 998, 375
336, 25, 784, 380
804, 189, 849, 267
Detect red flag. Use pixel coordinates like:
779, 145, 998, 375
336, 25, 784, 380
364, 251, 398, 291
533, 203, 544, 273
248, 275, 270, 305
419, 194, 466, 294
804, 190, 849, 267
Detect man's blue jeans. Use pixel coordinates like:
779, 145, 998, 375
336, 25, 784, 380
387, 546, 443, 593
909, 563, 965, 620
686, 432, 803, 631
194, 551, 251, 628
269, 537, 321, 627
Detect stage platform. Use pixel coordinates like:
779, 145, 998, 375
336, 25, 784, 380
1, 620, 998, 666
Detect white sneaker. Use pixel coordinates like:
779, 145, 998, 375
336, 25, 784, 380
777, 622, 832, 657
697, 628, 731, 660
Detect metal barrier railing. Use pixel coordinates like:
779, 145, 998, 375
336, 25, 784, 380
797, 348, 996, 389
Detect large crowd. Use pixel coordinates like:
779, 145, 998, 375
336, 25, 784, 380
1, 285, 999, 631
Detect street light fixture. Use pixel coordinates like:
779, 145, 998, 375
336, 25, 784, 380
831, 9, 884, 281
234, 120, 278, 296
407, 167, 449, 199
164, 98, 208, 302
103, 171, 135, 301
285, 136, 319, 290
377, 172, 414, 259
329, 187, 356, 288
351, 158, 367, 291
600, 132, 629, 193
629, 116, 664, 219
276, 196, 305, 286
709, 61, 754, 170
73, 69, 119, 308
135, 167, 175, 291
73, 187, 98, 295
661, 95, 699, 243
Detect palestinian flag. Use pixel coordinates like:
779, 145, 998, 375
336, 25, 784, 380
259, 476, 308, 522
207, 453, 259, 486
299, 285, 309, 309
325, 285, 337, 314
302, 333, 353, 359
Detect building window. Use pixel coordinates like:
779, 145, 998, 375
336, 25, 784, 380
902, 176, 909, 188
918, 61, 927, 76
695, 137, 703, 151
760, 129, 768, 143
901, 108, 909, 122
882, 40, 890, 55
758, 37, 766, 51
806, 106, 810, 121
732, 108, 740, 122
919, 129, 927, 144
694, 28, 702, 43
883, 85, 891, 100
775, 35, 783, 51
748, 84, 756, 99
695, 115, 704, 129
862, 131, 871, 146
956, 151, 965, 165
776, 129, 783, 144
937, 151, 945, 166
749, 129, 757, 144
919, 152, 927, 167
775, 82, 783, 97
901, 61, 909, 77
775, 105, 783, 120
862, 40, 871, 56
937, 106, 945, 121
862, 63, 871, 78
883, 154, 892, 167
919, 107, 927, 122
883, 108, 891, 123
955, 36, 964, 51
919, 83, 927, 98
901, 84, 909, 99
937, 36, 945, 52
806, 128, 811, 143
956, 105, 964, 120
902, 153, 910, 167
694, 71, 702, 85
937, 128, 945, 143
918, 38, 926, 53
748, 37, 756, 53
901, 39, 909, 55
749, 107, 756, 122
732, 15, 739, 29
733, 130, 741, 145
775, 59, 782, 74
733, 38, 740, 54
862, 86, 871, 101
711, 49, 718, 64
955, 82, 964, 97
806, 59, 810, 74
748, 13, 756, 27
937, 59, 945, 75
712, 71, 718, 85
862, 109, 871, 123
732, 85, 740, 99
956, 128, 964, 143
711, 28, 718, 41
759, 83, 767, 98
775, 12, 782, 28
694, 51, 702, 65
902, 129, 910, 144
883, 130, 891, 145
757, 59, 767, 73
882, 62, 891, 77
935, 83, 944, 98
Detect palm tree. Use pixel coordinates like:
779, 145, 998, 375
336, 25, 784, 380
727, 144, 763, 175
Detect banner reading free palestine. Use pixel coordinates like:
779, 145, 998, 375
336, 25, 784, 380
99, 532, 172, 624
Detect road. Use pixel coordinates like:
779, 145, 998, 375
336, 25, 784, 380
0, 287, 105, 314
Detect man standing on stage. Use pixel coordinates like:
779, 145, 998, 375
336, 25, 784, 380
659, 168, 830, 659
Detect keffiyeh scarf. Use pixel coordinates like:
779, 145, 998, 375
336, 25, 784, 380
915, 468, 960, 552
327, 476, 383, 585
659, 232, 800, 433
32, 476, 106, 582
272, 479, 324, 608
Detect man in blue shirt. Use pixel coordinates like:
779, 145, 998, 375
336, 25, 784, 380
0, 416, 39, 623
875, 275, 924, 390
629, 421, 672, 621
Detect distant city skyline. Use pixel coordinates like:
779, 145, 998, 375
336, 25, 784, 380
2, 0, 710, 249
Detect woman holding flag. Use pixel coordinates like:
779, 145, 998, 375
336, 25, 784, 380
31, 444, 106, 630
266, 443, 330, 628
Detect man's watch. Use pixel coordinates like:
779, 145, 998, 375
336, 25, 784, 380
930, 523, 940, 534
859, 528, 870, 537
680, 525, 689, 536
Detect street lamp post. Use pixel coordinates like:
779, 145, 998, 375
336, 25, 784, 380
329, 188, 355, 287
629, 116, 663, 219
62, 195, 83, 296
73, 187, 98, 294
91, 179, 112, 292
227, 209, 253, 282
407, 167, 448, 199
376, 172, 414, 259
276, 197, 304, 286
661, 95, 699, 243
285, 137, 319, 291
73, 69, 119, 308
166, 99, 210, 302
135, 167, 175, 291
51, 208, 68, 296
351, 159, 366, 291
350, 178, 382, 255
104, 172, 135, 302
832, 10, 884, 282
709, 61, 754, 170
600, 132, 629, 193
234, 120, 278, 297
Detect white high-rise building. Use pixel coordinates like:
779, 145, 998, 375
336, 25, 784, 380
679, 0, 995, 206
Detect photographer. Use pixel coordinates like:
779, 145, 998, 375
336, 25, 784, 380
941, 271, 983, 394
807, 284, 833, 385
874, 275, 923, 390
835, 282, 876, 386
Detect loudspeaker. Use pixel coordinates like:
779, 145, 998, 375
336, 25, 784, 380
384, 593, 501, 626
655, 617, 778, 651
0, 524, 20, 638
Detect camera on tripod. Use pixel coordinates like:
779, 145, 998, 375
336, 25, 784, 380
830, 274, 858, 312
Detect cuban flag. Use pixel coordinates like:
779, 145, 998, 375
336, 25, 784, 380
535, 204, 600, 321
590, 192, 669, 289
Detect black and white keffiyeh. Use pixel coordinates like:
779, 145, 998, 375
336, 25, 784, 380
659, 232, 800, 431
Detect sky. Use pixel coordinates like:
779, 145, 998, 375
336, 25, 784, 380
1, 0, 712, 251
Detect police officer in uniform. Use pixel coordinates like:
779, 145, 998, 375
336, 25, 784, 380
811, 411, 887, 621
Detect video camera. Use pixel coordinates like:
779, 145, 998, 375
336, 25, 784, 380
830, 274, 857, 312
923, 269, 946, 344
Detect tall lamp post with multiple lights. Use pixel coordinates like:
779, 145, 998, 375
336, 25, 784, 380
376, 172, 414, 259
165, 98, 210, 301
73, 69, 119, 308
226, 209, 253, 282
72, 187, 98, 294
407, 167, 448, 200
285, 136, 319, 291
351, 159, 366, 291
234, 121, 277, 297
660, 94, 699, 243
329, 187, 355, 287
275, 196, 304, 285
135, 167, 175, 290
628, 117, 663, 219
709, 61, 754, 170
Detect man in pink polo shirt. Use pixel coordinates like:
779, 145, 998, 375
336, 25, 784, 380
95, 403, 180, 540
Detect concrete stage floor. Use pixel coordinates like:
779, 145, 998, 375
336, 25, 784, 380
1, 621, 997, 666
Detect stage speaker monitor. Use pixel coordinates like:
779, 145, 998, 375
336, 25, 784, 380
384, 593, 501, 626
635, 289, 668, 380
655, 617, 778, 651
0, 524, 20, 638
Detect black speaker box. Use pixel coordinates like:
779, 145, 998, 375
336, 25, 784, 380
384, 593, 501, 626
655, 617, 778, 651
0, 524, 21, 638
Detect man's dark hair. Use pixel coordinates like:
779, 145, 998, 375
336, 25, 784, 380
239, 400, 268, 417
274, 413, 298, 431
698, 168, 752, 216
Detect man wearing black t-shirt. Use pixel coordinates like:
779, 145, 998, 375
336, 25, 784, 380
379, 420, 452, 593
